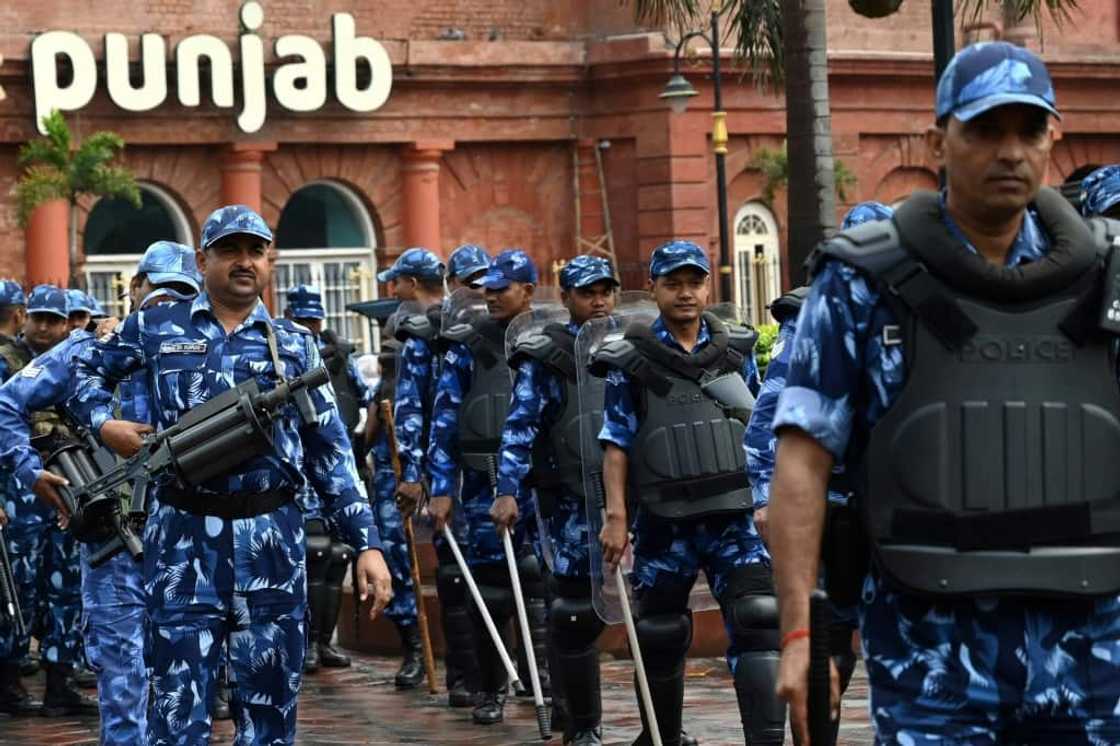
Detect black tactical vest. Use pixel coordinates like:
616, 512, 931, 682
815, 187, 1120, 597
592, 313, 757, 519
0, 337, 72, 455
442, 317, 511, 477
320, 330, 361, 433
508, 323, 594, 509
769, 286, 809, 325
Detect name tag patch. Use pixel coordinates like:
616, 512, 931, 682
19, 365, 43, 379
160, 341, 208, 355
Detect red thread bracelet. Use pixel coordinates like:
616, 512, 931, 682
781, 628, 810, 649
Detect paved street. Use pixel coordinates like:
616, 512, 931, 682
0, 651, 874, 745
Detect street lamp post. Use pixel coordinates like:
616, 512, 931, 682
659, 1, 734, 302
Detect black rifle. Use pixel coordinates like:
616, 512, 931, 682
45, 366, 329, 566
808, 589, 836, 746
0, 525, 25, 639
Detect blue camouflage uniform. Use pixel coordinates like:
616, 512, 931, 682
771, 43, 1120, 743
0, 286, 82, 672
1080, 164, 1120, 217
71, 206, 381, 746
0, 330, 149, 741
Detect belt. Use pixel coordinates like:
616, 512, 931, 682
160, 485, 294, 519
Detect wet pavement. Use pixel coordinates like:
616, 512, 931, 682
0, 652, 875, 744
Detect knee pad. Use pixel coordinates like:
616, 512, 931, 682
723, 565, 780, 652
550, 594, 604, 653
476, 582, 515, 623
325, 541, 354, 584
636, 577, 693, 618
436, 564, 468, 608
635, 611, 692, 662
306, 533, 331, 581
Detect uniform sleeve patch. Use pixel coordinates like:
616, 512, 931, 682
159, 341, 208, 355
19, 364, 42, 379
770, 339, 785, 360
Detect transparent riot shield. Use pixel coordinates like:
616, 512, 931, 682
705, 301, 749, 326
504, 300, 571, 571
386, 300, 426, 342
577, 292, 657, 623
441, 287, 488, 335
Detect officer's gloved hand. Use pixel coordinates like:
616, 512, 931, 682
396, 482, 425, 517
429, 496, 454, 533
490, 495, 518, 532
354, 548, 394, 620
99, 420, 154, 458
32, 471, 70, 527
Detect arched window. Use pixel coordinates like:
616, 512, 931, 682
733, 202, 782, 327
83, 182, 193, 318
272, 181, 379, 350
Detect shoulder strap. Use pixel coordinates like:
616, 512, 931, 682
509, 324, 577, 380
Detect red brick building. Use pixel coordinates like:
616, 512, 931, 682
0, 1, 1118, 342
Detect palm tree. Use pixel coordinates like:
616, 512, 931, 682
630, 0, 1081, 284
14, 110, 140, 286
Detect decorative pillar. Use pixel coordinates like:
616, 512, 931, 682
25, 198, 70, 287
220, 142, 277, 309
401, 140, 454, 254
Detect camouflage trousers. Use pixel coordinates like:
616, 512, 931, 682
81, 546, 148, 745
148, 588, 305, 746
371, 466, 418, 626
860, 577, 1120, 744
0, 517, 81, 665
541, 493, 593, 581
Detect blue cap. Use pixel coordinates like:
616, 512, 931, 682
89, 297, 109, 319
1080, 165, 1120, 217
287, 284, 326, 320
559, 255, 619, 289
377, 248, 445, 283
935, 41, 1059, 123
65, 289, 96, 315
27, 285, 68, 319
649, 240, 710, 279
200, 205, 273, 249
138, 240, 202, 293
447, 244, 491, 280
841, 201, 894, 230
479, 249, 539, 290
0, 280, 26, 307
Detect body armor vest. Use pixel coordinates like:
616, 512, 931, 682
592, 313, 757, 519
816, 187, 1120, 597
320, 331, 361, 433
0, 338, 72, 456
769, 286, 810, 325
443, 317, 511, 478
509, 323, 596, 510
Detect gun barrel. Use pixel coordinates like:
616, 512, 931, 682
258, 366, 329, 412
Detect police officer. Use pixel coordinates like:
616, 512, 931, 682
65, 289, 96, 332
492, 255, 618, 744
768, 42, 1120, 743
71, 205, 393, 745
0, 281, 27, 347
428, 249, 545, 725
0, 285, 94, 717
746, 201, 891, 745
0, 241, 202, 743
281, 284, 388, 674
1080, 164, 1120, 219
595, 241, 771, 746
391, 244, 489, 705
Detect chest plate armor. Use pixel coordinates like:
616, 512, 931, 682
0, 339, 72, 455
444, 317, 511, 476
817, 187, 1120, 597
510, 324, 596, 507
593, 314, 756, 519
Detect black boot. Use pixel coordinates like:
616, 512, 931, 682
305, 524, 330, 674
441, 602, 478, 707
393, 623, 425, 689
631, 662, 686, 746
18, 655, 38, 677
74, 665, 97, 689
471, 638, 508, 725
319, 542, 352, 668
732, 650, 786, 746
569, 727, 603, 746
559, 646, 600, 745
527, 597, 552, 700
212, 668, 232, 721
0, 662, 40, 716
41, 663, 98, 717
